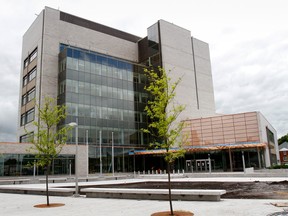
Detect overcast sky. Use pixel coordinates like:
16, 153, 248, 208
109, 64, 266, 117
0, 0, 287, 142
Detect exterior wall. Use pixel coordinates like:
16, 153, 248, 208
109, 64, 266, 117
18, 6, 140, 141
17, 10, 44, 139
158, 20, 216, 122
18, 8, 216, 141
183, 111, 279, 168
192, 38, 216, 117
257, 112, 280, 166
0, 142, 88, 177
184, 112, 261, 146
41, 7, 139, 99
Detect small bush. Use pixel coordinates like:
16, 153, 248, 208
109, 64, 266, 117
269, 164, 288, 169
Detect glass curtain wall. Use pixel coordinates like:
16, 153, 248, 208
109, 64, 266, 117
0, 154, 74, 176
58, 45, 150, 173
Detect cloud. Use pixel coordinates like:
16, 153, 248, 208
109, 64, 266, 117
0, 51, 20, 142
0, 0, 288, 142
213, 31, 288, 137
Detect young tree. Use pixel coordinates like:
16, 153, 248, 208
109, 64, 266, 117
143, 66, 186, 216
28, 96, 69, 206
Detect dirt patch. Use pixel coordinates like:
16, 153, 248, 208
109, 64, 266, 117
82, 180, 288, 199
34, 203, 65, 208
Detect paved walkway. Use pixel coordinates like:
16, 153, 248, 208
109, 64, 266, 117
0, 192, 286, 216
0, 175, 287, 216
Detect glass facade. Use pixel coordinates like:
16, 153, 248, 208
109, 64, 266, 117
58, 45, 151, 172
0, 153, 74, 176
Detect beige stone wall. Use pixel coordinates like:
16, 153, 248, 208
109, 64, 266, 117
158, 20, 216, 122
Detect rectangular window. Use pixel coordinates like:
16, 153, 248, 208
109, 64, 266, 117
28, 67, 36, 82
21, 94, 27, 106
21, 88, 35, 106
29, 48, 37, 63
20, 132, 34, 143
23, 76, 28, 87
24, 58, 28, 68
20, 108, 35, 126
27, 88, 35, 102
26, 108, 35, 123
20, 114, 26, 126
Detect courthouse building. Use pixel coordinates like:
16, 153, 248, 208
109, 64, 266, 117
0, 7, 279, 176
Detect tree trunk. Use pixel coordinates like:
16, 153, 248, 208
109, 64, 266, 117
167, 162, 174, 216
46, 164, 50, 206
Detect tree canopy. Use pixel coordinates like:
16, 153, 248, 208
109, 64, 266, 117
278, 134, 288, 145
143, 66, 186, 215
143, 67, 186, 158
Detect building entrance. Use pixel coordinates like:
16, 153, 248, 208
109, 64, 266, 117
195, 159, 214, 172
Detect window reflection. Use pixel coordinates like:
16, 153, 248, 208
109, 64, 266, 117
58, 45, 149, 146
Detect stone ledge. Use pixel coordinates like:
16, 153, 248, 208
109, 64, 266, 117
0, 187, 75, 196
0, 179, 30, 185
81, 188, 226, 201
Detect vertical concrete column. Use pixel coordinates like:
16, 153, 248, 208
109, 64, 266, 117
77, 145, 89, 177
229, 148, 233, 172
257, 148, 262, 169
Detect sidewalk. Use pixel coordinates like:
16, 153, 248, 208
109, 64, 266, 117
0, 174, 287, 216
0, 192, 286, 216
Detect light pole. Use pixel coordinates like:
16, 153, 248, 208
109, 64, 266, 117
33, 160, 36, 178
86, 129, 89, 178
242, 151, 246, 174
68, 122, 79, 197
99, 130, 102, 176
208, 154, 211, 174
112, 132, 114, 176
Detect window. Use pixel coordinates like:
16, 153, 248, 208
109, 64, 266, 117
24, 58, 28, 68
20, 114, 26, 126
59, 81, 66, 94
29, 48, 37, 63
27, 88, 35, 102
28, 67, 36, 82
20, 108, 35, 126
20, 132, 34, 143
23, 76, 28, 87
21, 94, 27, 106
23, 67, 36, 87
21, 88, 35, 106
23, 47, 37, 69
26, 108, 34, 123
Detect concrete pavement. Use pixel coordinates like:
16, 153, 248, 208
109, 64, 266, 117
0, 173, 288, 216
0, 192, 287, 216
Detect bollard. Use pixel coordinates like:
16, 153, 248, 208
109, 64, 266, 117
33, 160, 36, 178
164, 170, 166, 174
182, 169, 184, 174
148, 170, 150, 175
177, 169, 180, 174
173, 170, 175, 174
143, 171, 145, 175
138, 171, 140, 175
160, 170, 162, 174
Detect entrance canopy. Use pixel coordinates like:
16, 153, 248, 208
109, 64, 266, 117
129, 142, 267, 155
